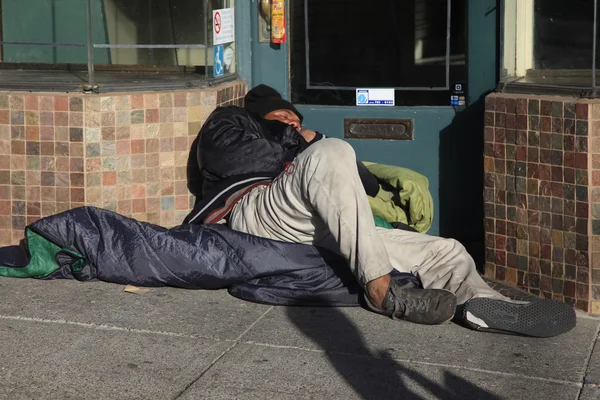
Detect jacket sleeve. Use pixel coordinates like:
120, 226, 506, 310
357, 160, 380, 197
198, 107, 303, 181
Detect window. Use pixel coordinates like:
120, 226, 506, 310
0, 0, 236, 92
501, 0, 599, 95
290, 0, 467, 107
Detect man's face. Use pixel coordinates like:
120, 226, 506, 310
264, 109, 301, 132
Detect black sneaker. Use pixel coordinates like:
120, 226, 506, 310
459, 297, 577, 337
364, 280, 457, 325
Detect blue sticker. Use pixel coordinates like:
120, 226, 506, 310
357, 90, 369, 104
214, 45, 224, 77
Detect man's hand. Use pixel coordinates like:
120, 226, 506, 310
299, 128, 317, 143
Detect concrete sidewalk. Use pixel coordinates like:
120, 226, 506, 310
0, 277, 599, 400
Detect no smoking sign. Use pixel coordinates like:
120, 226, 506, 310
213, 8, 234, 45
214, 12, 221, 35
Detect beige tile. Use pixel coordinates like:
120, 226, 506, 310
115, 96, 131, 110
159, 123, 174, 137
101, 96, 115, 111
159, 93, 173, 108
188, 106, 202, 122
86, 97, 101, 112
201, 91, 217, 106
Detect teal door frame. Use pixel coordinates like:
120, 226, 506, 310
235, 1, 498, 262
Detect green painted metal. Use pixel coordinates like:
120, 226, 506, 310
248, 1, 289, 97
2, 0, 110, 64
235, 3, 252, 87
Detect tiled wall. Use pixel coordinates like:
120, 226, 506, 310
484, 93, 593, 312
1, 80, 246, 246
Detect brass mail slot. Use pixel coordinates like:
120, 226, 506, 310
343, 118, 414, 140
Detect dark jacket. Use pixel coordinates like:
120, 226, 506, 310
184, 106, 378, 224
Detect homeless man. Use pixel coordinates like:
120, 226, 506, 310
185, 84, 575, 338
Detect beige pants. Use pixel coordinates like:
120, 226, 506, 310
229, 138, 504, 304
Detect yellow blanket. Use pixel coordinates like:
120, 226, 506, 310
364, 162, 434, 234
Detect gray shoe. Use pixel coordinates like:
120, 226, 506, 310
365, 279, 457, 325
459, 297, 576, 337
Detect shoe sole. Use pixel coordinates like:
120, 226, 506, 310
461, 297, 576, 338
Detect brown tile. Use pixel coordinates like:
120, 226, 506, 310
25, 126, 39, 141
102, 127, 116, 141
484, 127, 494, 143
70, 158, 84, 172
132, 184, 146, 198
68, 188, 84, 203
116, 126, 130, 140
541, 100, 552, 116
55, 96, 69, 111
11, 140, 25, 155
516, 98, 527, 115
131, 139, 145, 154
101, 112, 115, 127
131, 95, 144, 109
23, 95, 38, 111
0, 110, 8, 125
575, 153, 588, 169
116, 140, 131, 155
40, 127, 54, 141
145, 109, 159, 124
576, 103, 589, 119
26, 201, 41, 215
102, 171, 117, 186
0, 186, 10, 200
540, 116, 551, 132
70, 172, 84, 187
117, 200, 132, 215
41, 172, 54, 186
497, 113, 506, 128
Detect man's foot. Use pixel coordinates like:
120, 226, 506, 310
364, 279, 457, 325
458, 297, 576, 338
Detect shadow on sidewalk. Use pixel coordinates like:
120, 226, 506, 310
285, 306, 502, 400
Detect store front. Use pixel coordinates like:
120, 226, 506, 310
14, 1, 600, 311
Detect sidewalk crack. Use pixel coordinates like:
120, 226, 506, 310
172, 306, 274, 399
576, 321, 600, 399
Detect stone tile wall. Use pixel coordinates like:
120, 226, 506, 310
0, 80, 246, 246
484, 93, 593, 312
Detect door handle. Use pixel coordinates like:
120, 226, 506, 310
259, 0, 271, 30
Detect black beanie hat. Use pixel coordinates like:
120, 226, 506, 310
244, 84, 304, 122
